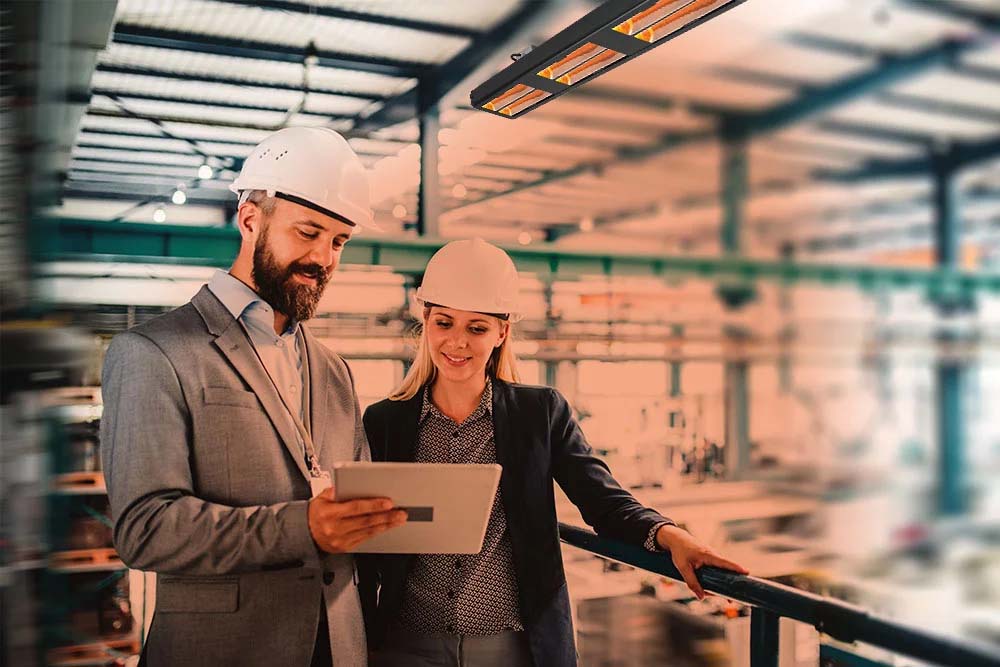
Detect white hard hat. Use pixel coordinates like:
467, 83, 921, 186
416, 238, 521, 321
230, 126, 375, 228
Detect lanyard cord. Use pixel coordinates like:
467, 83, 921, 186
236, 320, 323, 477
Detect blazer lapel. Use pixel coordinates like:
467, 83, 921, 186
300, 326, 328, 454
194, 287, 312, 481
388, 391, 422, 462
490, 378, 523, 519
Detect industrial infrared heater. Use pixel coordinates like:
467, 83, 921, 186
471, 0, 747, 119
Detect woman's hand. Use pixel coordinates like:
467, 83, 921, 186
655, 524, 748, 599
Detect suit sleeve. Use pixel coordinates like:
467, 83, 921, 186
548, 388, 674, 546
100, 331, 321, 575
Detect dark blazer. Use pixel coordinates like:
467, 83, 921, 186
359, 378, 672, 667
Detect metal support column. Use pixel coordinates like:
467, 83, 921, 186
417, 79, 441, 238
749, 608, 780, 667
544, 362, 558, 388
719, 124, 753, 478
721, 129, 748, 255
669, 324, 683, 398
933, 157, 958, 268
931, 155, 968, 516
725, 360, 751, 479
936, 363, 965, 515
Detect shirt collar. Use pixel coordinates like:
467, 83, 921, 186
207, 270, 299, 336
420, 379, 493, 425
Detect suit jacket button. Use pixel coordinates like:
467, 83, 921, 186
323, 572, 335, 585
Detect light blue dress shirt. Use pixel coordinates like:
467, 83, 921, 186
207, 270, 307, 423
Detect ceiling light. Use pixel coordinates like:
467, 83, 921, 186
153, 207, 166, 223
471, 0, 747, 119
198, 164, 213, 179
392, 204, 407, 219
518, 231, 532, 245
171, 189, 187, 205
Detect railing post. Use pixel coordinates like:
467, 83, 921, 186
750, 607, 780, 667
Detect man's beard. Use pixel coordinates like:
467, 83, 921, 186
252, 226, 331, 322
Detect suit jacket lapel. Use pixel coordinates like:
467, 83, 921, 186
388, 391, 422, 462
490, 378, 522, 520
300, 325, 328, 455
193, 287, 312, 481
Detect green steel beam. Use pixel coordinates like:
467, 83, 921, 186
32, 218, 1000, 296
94, 63, 385, 101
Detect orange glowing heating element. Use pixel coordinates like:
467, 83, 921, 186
538, 42, 625, 86
538, 42, 603, 80
556, 49, 624, 85
482, 84, 530, 112
499, 89, 550, 116
614, 0, 729, 42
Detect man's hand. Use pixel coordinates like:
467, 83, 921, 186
308, 488, 407, 553
656, 524, 748, 599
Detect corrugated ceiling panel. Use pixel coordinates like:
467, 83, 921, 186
99, 43, 415, 97
308, 0, 522, 31
115, 0, 470, 64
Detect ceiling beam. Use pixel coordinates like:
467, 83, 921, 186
818, 134, 1000, 182
113, 23, 426, 79
90, 89, 358, 120
879, 92, 1000, 125
352, 1, 555, 132
446, 130, 715, 214
84, 107, 322, 133
213, 0, 480, 38
732, 38, 972, 136
60, 185, 231, 206
451, 37, 974, 218
815, 120, 938, 147
94, 63, 385, 101
74, 140, 244, 158
897, 0, 1000, 31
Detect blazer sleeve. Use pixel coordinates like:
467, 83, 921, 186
100, 331, 321, 575
547, 388, 674, 546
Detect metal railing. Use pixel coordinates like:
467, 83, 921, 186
558, 523, 1000, 667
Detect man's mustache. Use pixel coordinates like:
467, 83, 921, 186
287, 263, 329, 283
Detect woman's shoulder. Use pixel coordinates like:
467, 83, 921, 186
363, 395, 413, 422
495, 379, 566, 408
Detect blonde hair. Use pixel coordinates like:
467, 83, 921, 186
389, 307, 521, 401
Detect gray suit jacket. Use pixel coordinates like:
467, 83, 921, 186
101, 286, 369, 666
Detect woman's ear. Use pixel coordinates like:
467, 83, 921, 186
496, 321, 510, 348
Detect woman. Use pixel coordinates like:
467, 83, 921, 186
360, 239, 747, 667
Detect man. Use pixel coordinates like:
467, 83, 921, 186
101, 126, 406, 666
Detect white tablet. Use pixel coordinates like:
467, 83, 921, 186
331, 462, 502, 554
